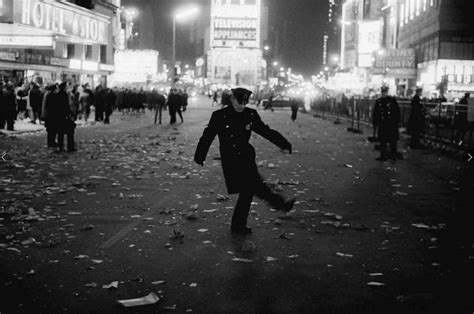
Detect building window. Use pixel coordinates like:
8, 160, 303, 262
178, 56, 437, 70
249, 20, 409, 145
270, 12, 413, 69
423, 0, 427, 11
415, 0, 421, 16
85, 45, 92, 60
100, 45, 107, 63
67, 44, 75, 59
245, 0, 256, 4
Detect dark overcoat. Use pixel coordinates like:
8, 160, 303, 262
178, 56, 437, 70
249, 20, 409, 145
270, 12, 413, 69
372, 96, 400, 142
407, 94, 425, 135
45, 90, 72, 133
194, 105, 291, 194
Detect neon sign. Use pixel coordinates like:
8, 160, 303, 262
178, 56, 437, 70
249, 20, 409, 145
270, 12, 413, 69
13, 0, 109, 44
210, 0, 261, 49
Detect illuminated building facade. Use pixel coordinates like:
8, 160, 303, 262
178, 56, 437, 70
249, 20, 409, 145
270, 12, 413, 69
338, 0, 418, 96
398, 0, 474, 97
323, 0, 342, 67
208, 0, 264, 86
0, 0, 121, 87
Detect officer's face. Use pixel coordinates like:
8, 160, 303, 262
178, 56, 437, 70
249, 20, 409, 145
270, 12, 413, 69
231, 96, 247, 112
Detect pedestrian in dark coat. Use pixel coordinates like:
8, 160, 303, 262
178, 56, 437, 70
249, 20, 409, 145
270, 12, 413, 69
0, 81, 17, 131
181, 90, 188, 112
80, 84, 94, 122
176, 89, 184, 123
407, 87, 425, 148
94, 85, 105, 121
104, 88, 116, 124
167, 88, 181, 124
372, 86, 401, 161
45, 83, 75, 152
152, 89, 166, 124
290, 97, 300, 121
42, 84, 57, 147
194, 87, 295, 235
28, 83, 43, 124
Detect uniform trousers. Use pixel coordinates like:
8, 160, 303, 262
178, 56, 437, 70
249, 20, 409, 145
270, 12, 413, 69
231, 172, 286, 229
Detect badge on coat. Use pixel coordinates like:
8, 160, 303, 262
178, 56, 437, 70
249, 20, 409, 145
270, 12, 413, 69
245, 124, 251, 131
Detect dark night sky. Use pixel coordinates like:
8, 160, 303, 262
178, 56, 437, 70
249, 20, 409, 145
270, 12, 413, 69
122, 0, 327, 77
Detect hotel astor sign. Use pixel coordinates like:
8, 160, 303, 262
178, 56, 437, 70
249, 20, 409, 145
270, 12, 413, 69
13, 0, 109, 44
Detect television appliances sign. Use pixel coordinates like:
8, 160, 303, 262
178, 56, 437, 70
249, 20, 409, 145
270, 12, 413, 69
210, 0, 261, 49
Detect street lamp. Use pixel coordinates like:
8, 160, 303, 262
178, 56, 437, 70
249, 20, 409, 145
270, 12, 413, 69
172, 6, 199, 83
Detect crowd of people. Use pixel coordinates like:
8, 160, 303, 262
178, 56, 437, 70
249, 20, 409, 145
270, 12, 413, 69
1, 80, 194, 126
0, 79, 193, 152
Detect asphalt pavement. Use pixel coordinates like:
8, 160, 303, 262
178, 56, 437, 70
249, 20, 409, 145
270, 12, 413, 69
1, 96, 473, 314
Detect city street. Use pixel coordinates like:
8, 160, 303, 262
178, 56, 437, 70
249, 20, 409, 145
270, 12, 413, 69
1, 97, 472, 314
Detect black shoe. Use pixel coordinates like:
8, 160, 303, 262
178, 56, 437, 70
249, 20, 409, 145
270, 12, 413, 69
231, 226, 253, 235
67, 148, 77, 153
376, 156, 387, 161
280, 198, 296, 212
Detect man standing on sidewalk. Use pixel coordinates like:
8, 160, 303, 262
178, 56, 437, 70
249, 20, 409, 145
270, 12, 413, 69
194, 87, 295, 235
29, 83, 43, 124
407, 87, 425, 148
372, 86, 401, 161
0, 81, 16, 131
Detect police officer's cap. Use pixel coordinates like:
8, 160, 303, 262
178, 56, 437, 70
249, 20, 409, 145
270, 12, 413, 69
231, 88, 252, 102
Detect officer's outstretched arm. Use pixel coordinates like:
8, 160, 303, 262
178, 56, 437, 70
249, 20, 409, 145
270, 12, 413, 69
252, 112, 292, 153
194, 112, 218, 166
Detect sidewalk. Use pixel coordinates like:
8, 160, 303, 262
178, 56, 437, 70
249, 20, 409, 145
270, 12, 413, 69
0, 118, 90, 136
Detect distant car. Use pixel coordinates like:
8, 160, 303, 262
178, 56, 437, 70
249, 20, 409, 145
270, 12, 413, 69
261, 94, 292, 108
425, 102, 456, 126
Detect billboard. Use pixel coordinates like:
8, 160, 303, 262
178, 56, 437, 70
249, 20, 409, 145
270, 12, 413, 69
358, 20, 382, 54
208, 48, 262, 86
112, 50, 158, 83
374, 49, 416, 69
10, 0, 109, 44
210, 0, 261, 49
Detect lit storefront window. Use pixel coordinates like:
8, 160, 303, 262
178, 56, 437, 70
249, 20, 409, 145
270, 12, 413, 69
423, 0, 427, 11
416, 0, 421, 16
409, 0, 415, 20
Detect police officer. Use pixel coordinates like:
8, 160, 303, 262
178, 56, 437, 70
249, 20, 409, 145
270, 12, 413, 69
194, 87, 295, 235
372, 86, 401, 161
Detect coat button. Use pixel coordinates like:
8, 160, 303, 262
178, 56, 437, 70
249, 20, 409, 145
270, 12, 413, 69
226, 125, 229, 128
